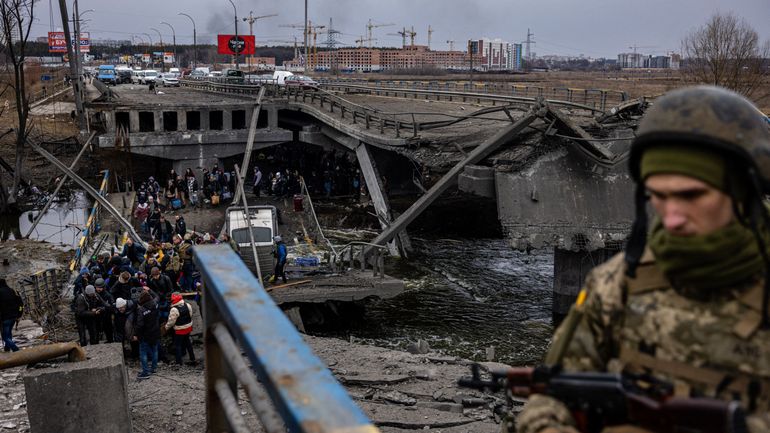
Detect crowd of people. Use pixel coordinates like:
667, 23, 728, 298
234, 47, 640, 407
70, 229, 240, 379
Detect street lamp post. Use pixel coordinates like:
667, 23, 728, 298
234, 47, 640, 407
178, 13, 197, 69
226, 0, 239, 69
242, 12, 277, 71
160, 21, 176, 68
150, 27, 164, 72
143, 32, 153, 68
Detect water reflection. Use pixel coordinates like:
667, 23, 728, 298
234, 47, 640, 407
0, 191, 90, 248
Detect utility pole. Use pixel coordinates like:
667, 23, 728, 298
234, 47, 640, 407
178, 13, 196, 69
226, 0, 239, 69
57, 0, 85, 130
304, 0, 308, 74
160, 22, 176, 67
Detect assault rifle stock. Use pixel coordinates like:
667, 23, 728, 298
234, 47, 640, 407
459, 364, 748, 433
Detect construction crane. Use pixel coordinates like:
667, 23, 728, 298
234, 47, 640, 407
242, 12, 278, 70
627, 44, 657, 67
446, 40, 455, 51
279, 21, 325, 70
366, 19, 393, 48
388, 29, 407, 48
427, 25, 434, 49
408, 26, 417, 47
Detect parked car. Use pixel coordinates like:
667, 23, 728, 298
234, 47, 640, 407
189, 69, 206, 79
284, 75, 318, 89
116, 69, 132, 84
222, 68, 244, 84
156, 73, 180, 87
131, 70, 145, 84
142, 70, 159, 84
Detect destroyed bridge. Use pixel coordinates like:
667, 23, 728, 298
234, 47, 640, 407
85, 78, 647, 315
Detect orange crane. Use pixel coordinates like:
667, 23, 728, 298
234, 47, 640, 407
366, 19, 393, 48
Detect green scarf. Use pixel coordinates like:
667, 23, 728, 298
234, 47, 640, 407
647, 220, 766, 290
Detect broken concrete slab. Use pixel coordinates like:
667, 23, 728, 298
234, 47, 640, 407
341, 373, 412, 386
361, 400, 474, 429
24, 343, 131, 433
415, 401, 464, 414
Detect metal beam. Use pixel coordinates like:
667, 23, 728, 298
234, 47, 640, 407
29, 143, 146, 247
355, 143, 400, 257
369, 110, 539, 249
25, 132, 95, 238
234, 163, 263, 282
232, 87, 266, 206
544, 103, 616, 165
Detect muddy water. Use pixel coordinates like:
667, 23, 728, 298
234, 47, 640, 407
0, 192, 90, 247
347, 238, 554, 366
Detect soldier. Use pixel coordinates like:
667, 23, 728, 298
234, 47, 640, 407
517, 86, 770, 433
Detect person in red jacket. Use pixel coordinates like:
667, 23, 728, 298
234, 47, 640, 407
164, 293, 196, 365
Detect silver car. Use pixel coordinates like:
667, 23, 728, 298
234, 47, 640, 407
156, 73, 180, 87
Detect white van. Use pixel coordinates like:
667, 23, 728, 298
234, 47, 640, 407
273, 71, 294, 86
226, 205, 277, 278
143, 70, 159, 84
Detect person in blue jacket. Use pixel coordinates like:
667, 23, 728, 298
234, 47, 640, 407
273, 236, 287, 284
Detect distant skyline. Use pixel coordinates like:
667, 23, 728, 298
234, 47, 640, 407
31, 0, 769, 58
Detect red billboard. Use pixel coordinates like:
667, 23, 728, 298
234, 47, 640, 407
48, 31, 90, 53
217, 34, 255, 55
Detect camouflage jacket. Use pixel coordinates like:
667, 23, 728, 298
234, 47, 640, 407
518, 249, 770, 433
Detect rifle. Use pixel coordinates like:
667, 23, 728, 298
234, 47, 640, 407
459, 364, 748, 433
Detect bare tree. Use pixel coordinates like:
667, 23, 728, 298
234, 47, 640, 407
681, 12, 769, 100
0, 0, 34, 213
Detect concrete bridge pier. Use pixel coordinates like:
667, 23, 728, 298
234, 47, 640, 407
552, 247, 619, 321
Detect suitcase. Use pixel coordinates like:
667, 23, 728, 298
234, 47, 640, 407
170, 198, 183, 210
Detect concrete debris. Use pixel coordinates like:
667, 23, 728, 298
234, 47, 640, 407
406, 339, 431, 354
376, 390, 417, 406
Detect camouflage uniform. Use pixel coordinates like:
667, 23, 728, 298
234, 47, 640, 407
517, 248, 770, 433
518, 86, 770, 433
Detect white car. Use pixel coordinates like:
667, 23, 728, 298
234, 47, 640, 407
131, 70, 145, 84
158, 73, 180, 87
142, 70, 159, 84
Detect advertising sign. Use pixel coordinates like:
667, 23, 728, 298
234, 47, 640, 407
217, 34, 255, 55
48, 32, 90, 53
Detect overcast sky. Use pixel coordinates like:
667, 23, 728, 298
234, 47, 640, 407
32, 0, 769, 58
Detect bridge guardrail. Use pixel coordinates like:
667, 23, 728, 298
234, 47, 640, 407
331, 241, 388, 276
316, 78, 628, 111
194, 245, 379, 433
181, 78, 608, 140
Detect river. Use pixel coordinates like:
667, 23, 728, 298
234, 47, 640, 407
341, 238, 554, 366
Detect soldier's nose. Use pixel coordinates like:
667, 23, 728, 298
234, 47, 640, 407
662, 211, 687, 233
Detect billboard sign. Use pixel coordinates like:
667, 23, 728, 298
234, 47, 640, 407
217, 34, 255, 55
48, 32, 90, 53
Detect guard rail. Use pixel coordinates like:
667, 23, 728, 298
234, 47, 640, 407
194, 245, 379, 433
331, 241, 388, 277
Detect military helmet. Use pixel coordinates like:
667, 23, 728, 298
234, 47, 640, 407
629, 85, 770, 191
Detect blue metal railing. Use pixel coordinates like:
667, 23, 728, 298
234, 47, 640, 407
194, 245, 379, 433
